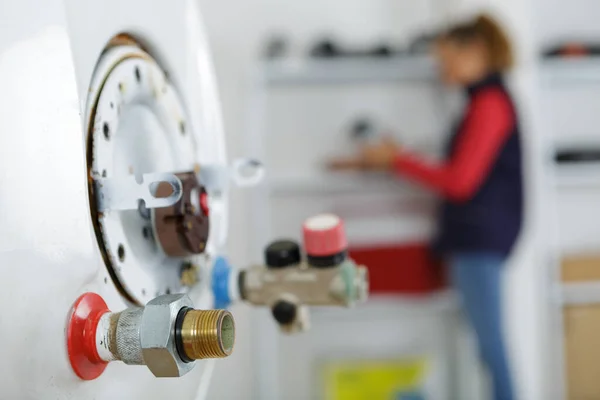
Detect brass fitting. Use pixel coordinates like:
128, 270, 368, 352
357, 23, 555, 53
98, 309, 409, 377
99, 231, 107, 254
89, 294, 235, 378
180, 263, 199, 287
180, 309, 235, 360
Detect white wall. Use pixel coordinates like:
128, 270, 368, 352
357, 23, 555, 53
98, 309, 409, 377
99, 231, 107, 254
535, 0, 600, 47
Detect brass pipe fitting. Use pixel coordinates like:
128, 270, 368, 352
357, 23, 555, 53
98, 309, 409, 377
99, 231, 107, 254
76, 294, 236, 378
180, 309, 235, 360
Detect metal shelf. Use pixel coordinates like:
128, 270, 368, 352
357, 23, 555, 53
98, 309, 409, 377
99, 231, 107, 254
261, 56, 438, 86
559, 282, 600, 305
267, 172, 431, 197
541, 57, 600, 84
311, 291, 459, 320
554, 164, 600, 188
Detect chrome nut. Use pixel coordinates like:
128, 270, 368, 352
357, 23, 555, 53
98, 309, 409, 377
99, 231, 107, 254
140, 294, 194, 377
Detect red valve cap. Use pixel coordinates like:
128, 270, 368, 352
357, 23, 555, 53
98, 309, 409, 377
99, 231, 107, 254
66, 293, 110, 381
302, 214, 347, 257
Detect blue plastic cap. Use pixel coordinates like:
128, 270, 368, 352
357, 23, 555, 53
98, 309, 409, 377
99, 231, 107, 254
212, 256, 232, 309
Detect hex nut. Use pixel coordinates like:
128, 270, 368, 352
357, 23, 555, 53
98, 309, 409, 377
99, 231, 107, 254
140, 294, 194, 377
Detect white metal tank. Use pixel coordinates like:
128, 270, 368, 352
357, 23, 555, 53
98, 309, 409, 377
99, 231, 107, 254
0, 0, 229, 398
0, 1, 371, 398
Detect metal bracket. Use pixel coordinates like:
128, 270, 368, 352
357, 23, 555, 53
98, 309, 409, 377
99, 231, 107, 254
197, 158, 265, 193
94, 173, 183, 212
231, 158, 265, 187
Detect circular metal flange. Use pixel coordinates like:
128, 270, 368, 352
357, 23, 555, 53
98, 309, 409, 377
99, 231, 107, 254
86, 43, 204, 304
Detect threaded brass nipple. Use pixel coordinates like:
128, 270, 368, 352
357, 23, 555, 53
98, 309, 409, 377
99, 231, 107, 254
180, 310, 235, 360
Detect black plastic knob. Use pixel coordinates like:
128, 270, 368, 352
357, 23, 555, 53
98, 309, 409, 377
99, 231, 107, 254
265, 240, 301, 269
271, 300, 297, 325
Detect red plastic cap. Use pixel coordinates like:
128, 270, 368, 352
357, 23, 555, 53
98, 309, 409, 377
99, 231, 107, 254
67, 293, 110, 381
302, 214, 347, 257
200, 191, 210, 216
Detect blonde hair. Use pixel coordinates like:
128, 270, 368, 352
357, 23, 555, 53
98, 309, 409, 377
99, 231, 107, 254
440, 13, 514, 72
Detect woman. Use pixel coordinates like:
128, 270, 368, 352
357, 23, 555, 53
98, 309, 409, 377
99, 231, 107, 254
332, 14, 522, 400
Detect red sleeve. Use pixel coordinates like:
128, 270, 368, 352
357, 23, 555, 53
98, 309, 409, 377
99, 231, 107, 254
393, 88, 514, 203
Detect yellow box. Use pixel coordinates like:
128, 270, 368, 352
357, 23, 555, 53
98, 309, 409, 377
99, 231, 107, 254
322, 358, 428, 400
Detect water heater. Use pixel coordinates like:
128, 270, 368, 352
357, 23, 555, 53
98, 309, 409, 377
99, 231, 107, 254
0, 1, 368, 399
0, 0, 232, 398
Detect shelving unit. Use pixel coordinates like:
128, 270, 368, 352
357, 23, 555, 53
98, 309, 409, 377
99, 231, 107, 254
238, 3, 600, 400
311, 290, 459, 319
261, 55, 438, 86
554, 164, 600, 188
537, 54, 600, 400
247, 54, 600, 400
267, 172, 429, 196
540, 57, 600, 84
560, 282, 600, 305
244, 55, 469, 400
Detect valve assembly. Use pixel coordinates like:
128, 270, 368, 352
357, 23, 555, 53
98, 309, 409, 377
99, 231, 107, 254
213, 214, 370, 334
67, 293, 234, 380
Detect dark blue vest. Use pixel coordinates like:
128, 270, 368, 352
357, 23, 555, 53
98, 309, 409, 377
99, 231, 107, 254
434, 73, 523, 257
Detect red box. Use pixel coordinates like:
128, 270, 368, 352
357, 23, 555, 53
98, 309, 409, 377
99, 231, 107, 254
349, 243, 447, 295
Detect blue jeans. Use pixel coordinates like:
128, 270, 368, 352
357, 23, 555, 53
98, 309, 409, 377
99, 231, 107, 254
449, 253, 515, 400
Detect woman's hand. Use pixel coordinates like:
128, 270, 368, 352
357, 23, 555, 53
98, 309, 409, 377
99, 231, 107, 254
361, 137, 400, 170
328, 137, 400, 171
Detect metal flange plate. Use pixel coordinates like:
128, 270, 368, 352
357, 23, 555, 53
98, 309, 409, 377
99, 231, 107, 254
86, 44, 205, 304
